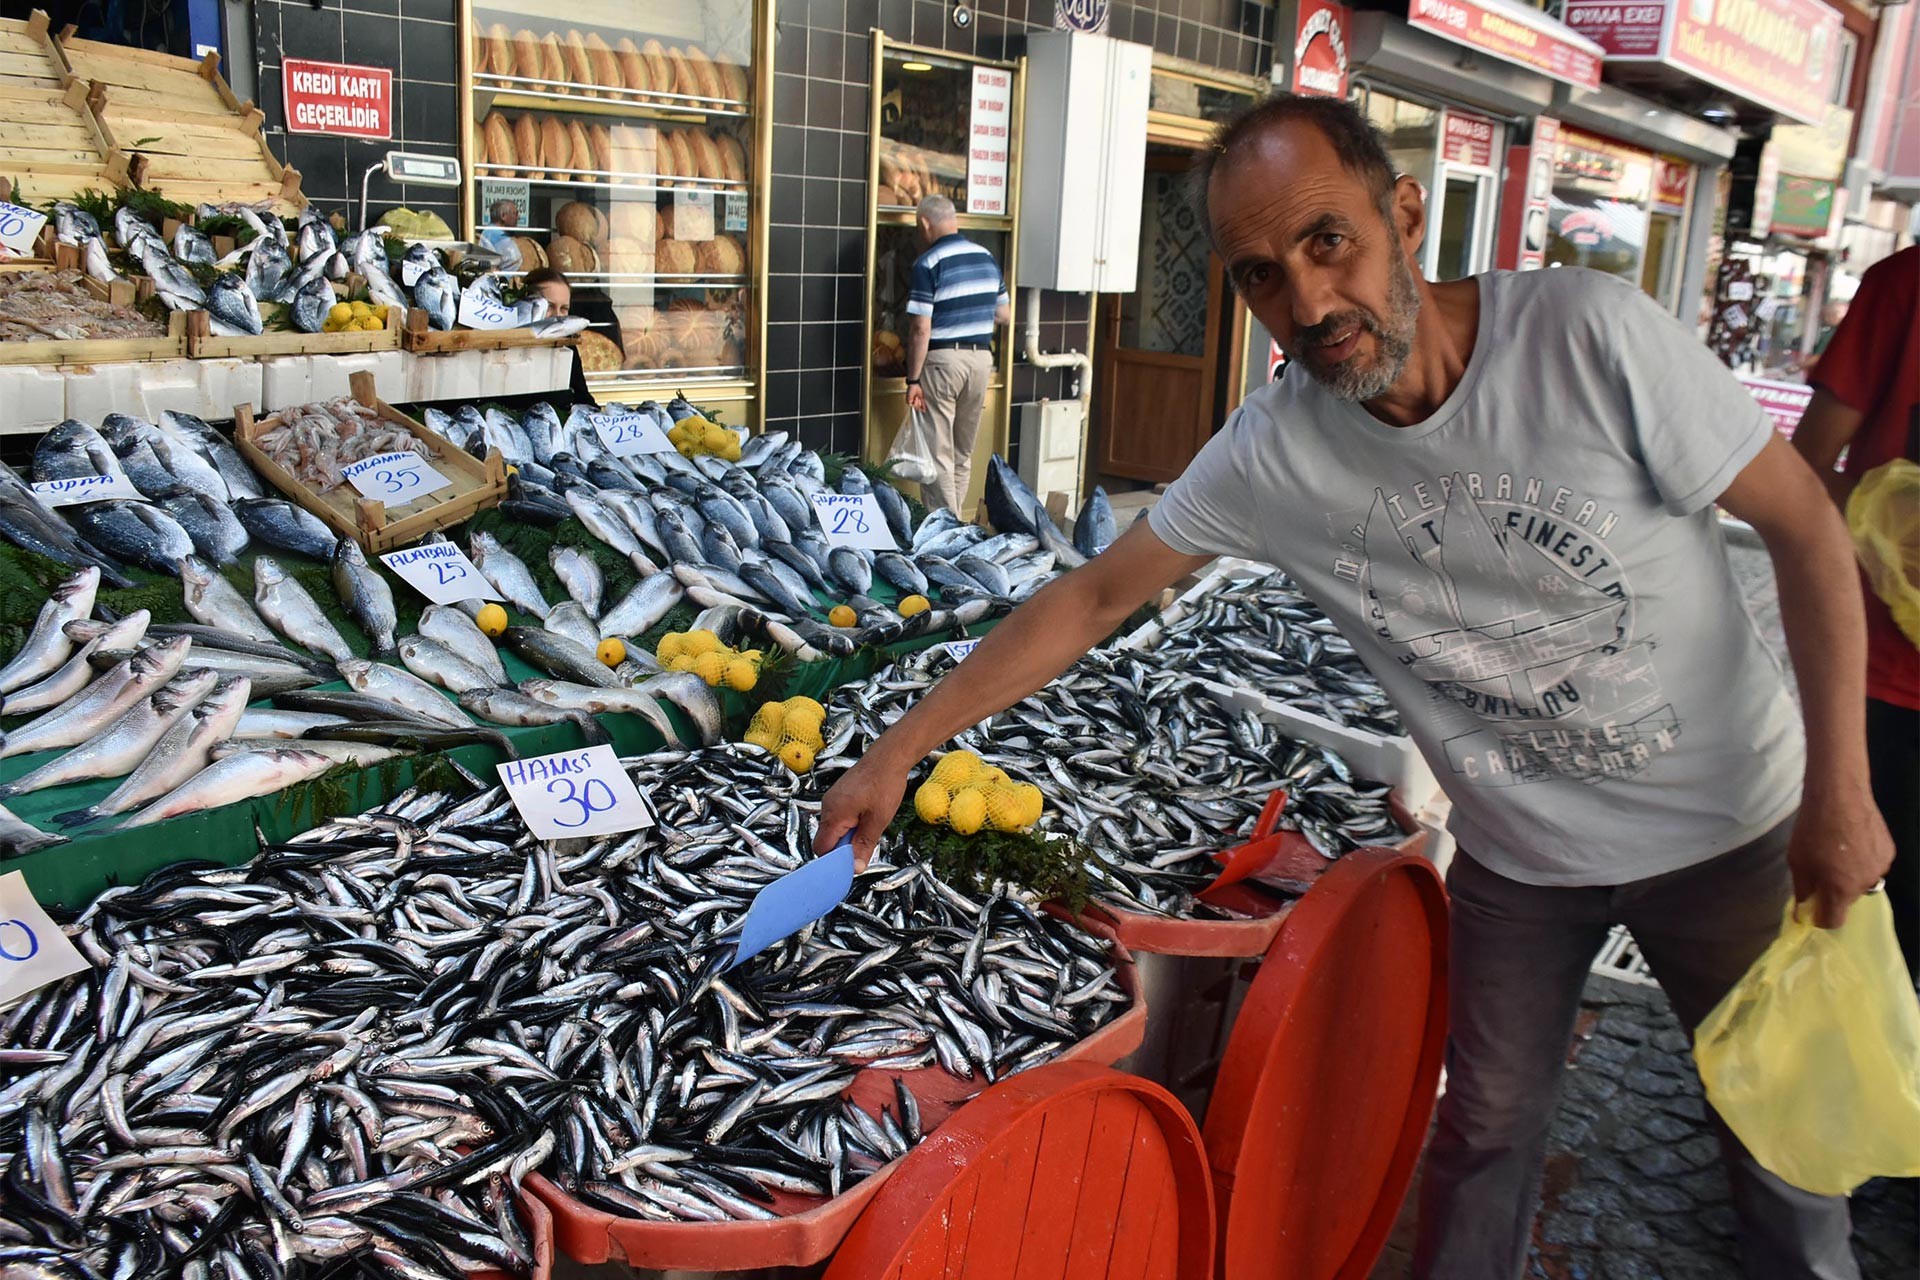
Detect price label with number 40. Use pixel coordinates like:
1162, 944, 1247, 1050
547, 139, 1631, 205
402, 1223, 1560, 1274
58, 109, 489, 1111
343, 451, 453, 503
0, 201, 48, 256
380, 541, 502, 605
498, 744, 654, 839
810, 493, 897, 551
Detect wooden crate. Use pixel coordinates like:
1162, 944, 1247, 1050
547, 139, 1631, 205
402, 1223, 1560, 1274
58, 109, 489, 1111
0, 306, 186, 366
0, 14, 126, 204
58, 27, 302, 211
187, 303, 403, 359
233, 370, 506, 554
402, 307, 581, 355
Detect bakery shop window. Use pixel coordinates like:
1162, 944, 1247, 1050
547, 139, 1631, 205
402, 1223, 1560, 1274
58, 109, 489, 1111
876, 53, 975, 211
1544, 127, 1654, 289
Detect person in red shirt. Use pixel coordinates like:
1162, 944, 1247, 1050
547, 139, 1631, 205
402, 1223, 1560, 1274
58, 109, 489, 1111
1794, 245, 1919, 978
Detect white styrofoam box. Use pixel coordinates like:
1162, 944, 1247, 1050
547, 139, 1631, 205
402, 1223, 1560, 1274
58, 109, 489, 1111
258, 351, 409, 410
1117, 557, 1275, 653
131, 358, 264, 423
0, 364, 71, 433
478, 345, 572, 398
403, 349, 486, 404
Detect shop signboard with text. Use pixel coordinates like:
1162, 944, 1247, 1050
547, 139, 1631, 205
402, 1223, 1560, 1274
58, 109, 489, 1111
966, 66, 1013, 217
1442, 110, 1497, 168
1406, 0, 1603, 90
1769, 173, 1834, 236
1562, 0, 1839, 126
1292, 0, 1352, 99
1738, 376, 1812, 436
1652, 155, 1692, 213
282, 58, 392, 139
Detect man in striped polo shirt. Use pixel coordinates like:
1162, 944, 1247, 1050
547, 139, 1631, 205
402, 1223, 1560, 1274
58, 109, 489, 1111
905, 194, 1011, 512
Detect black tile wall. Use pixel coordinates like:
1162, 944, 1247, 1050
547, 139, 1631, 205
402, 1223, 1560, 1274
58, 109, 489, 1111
762, 0, 1269, 452
253, 0, 462, 231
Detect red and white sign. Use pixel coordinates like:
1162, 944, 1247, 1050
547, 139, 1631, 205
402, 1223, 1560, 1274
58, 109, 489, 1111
1442, 110, 1497, 168
966, 66, 1013, 216
1653, 155, 1692, 211
1562, 0, 1840, 126
1408, 0, 1603, 90
283, 58, 392, 138
1497, 116, 1559, 271
1293, 0, 1352, 99
1739, 376, 1813, 437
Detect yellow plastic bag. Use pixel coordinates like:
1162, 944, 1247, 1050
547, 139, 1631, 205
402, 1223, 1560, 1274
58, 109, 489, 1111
1693, 893, 1920, 1196
1846, 457, 1920, 648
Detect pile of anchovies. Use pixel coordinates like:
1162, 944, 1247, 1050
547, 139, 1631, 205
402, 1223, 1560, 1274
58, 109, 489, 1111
841, 646, 1402, 918
1149, 570, 1404, 737
0, 746, 1125, 1278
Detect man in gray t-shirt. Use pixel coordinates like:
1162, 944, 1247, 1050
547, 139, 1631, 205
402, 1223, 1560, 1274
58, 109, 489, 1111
819, 95, 1891, 1278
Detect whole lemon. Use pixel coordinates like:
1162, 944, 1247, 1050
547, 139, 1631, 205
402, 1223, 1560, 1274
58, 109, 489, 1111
898, 594, 931, 617
328, 302, 352, 325
693, 651, 727, 685
782, 704, 823, 737
828, 604, 857, 628
687, 630, 722, 656
788, 696, 826, 719
669, 653, 698, 673
947, 787, 987, 835
778, 740, 816, 773
743, 726, 778, 751
657, 633, 685, 662
475, 603, 508, 636
723, 657, 758, 691
930, 751, 980, 786
752, 700, 785, 734
914, 780, 951, 824
596, 638, 625, 667
1018, 783, 1046, 827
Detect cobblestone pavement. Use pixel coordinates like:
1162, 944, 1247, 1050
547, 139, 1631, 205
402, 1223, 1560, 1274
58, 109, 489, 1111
1371, 533, 1919, 1278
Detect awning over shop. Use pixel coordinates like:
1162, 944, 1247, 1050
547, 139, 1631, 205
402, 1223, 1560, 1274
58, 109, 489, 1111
1402, 0, 1605, 90
1561, 0, 1841, 127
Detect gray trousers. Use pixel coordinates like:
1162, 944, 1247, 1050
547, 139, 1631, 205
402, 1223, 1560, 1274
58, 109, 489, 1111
1414, 818, 1860, 1279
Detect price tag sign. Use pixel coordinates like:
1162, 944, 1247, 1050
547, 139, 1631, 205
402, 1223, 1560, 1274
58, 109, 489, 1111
31, 475, 143, 507
0, 201, 48, 256
810, 493, 897, 551
342, 451, 453, 503
724, 192, 748, 233
0, 872, 88, 1009
673, 189, 715, 243
592, 408, 676, 457
379, 541, 502, 605
457, 278, 521, 330
498, 743, 653, 840
943, 638, 981, 662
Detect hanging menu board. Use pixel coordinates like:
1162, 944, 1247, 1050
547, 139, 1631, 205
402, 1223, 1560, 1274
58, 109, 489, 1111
967, 65, 1012, 216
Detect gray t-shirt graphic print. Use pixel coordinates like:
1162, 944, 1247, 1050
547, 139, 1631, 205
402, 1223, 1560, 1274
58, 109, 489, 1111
1150, 268, 1803, 885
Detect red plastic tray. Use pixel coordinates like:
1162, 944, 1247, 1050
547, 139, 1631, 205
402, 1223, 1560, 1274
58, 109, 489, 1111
1204, 848, 1449, 1279
471, 1183, 554, 1280
1084, 788, 1429, 959
821, 1061, 1216, 1280
530, 919, 1148, 1273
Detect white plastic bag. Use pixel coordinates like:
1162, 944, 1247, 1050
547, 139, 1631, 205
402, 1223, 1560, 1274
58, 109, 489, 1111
886, 407, 939, 486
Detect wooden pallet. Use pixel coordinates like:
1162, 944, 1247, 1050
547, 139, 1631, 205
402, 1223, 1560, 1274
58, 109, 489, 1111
401, 307, 581, 354
186, 303, 403, 359
0, 13, 125, 204
57, 24, 302, 211
234, 371, 507, 554
0, 305, 186, 365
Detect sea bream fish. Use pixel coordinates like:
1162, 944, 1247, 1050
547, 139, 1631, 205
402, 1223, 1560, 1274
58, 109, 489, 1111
204, 272, 263, 336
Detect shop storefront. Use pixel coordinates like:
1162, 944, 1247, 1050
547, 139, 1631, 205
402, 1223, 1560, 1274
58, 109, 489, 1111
1351, 85, 1510, 282
1542, 125, 1694, 311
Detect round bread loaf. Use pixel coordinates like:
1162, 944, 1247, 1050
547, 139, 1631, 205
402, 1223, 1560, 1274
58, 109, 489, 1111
697, 235, 744, 276
471, 32, 490, 76
509, 236, 547, 270
654, 130, 677, 185
615, 38, 650, 94
716, 60, 749, 104
553, 201, 604, 246
512, 115, 541, 179
667, 131, 698, 183
589, 123, 612, 176
654, 238, 698, 275
547, 234, 594, 274
668, 48, 699, 101
540, 34, 568, 90
577, 330, 622, 373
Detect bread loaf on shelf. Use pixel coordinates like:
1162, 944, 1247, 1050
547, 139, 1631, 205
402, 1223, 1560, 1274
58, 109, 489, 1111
615, 38, 650, 94
653, 130, 678, 187
689, 131, 725, 182
608, 124, 657, 177
568, 121, 598, 181
668, 47, 700, 101
589, 123, 613, 176
716, 133, 748, 183
697, 234, 745, 276
471, 32, 490, 76
540, 117, 570, 177
585, 33, 622, 90
554, 201, 607, 248
540, 34, 568, 90
509, 236, 547, 270
564, 31, 597, 95
715, 60, 749, 104
512, 29, 541, 81
577, 330, 623, 373
667, 131, 698, 184
654, 238, 698, 275
640, 40, 672, 96
486, 24, 512, 78
482, 112, 516, 176
685, 46, 725, 105
547, 234, 595, 275
514, 115, 542, 180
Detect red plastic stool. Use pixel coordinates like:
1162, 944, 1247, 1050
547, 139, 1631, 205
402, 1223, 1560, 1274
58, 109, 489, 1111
825, 1061, 1216, 1280
1203, 849, 1448, 1279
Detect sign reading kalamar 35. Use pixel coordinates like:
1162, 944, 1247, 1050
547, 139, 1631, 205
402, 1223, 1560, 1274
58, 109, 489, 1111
283, 58, 392, 138
1407, 0, 1603, 90
1562, 0, 1839, 126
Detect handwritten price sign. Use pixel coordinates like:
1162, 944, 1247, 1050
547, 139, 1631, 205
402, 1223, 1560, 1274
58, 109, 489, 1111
0, 201, 48, 256
380, 541, 502, 605
343, 451, 453, 503
0, 871, 88, 1007
498, 744, 653, 840
456, 279, 520, 330
592, 408, 675, 457
810, 493, 897, 551
943, 638, 982, 662
32, 475, 143, 507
